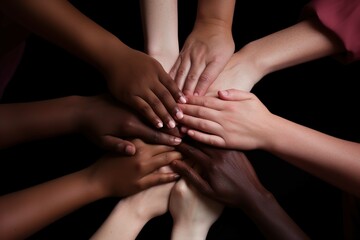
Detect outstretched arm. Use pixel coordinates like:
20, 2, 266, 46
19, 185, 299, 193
170, 0, 236, 96
91, 166, 175, 240
0, 139, 180, 240
169, 178, 223, 240
140, 0, 179, 73
0, 0, 186, 130
205, 18, 345, 95
0, 95, 182, 152
177, 89, 360, 197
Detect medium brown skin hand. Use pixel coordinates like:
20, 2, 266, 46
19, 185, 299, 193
78, 94, 182, 155
105, 46, 186, 130
87, 139, 181, 197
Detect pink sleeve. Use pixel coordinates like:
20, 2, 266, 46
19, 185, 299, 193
305, 0, 360, 62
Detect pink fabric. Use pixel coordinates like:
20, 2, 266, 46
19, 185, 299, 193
305, 0, 360, 62
0, 41, 25, 98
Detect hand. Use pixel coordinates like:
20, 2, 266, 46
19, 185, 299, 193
172, 142, 268, 209
169, 178, 223, 229
178, 89, 272, 150
86, 139, 181, 198
104, 46, 186, 129
205, 52, 264, 96
122, 166, 176, 220
79, 95, 183, 155
170, 22, 234, 96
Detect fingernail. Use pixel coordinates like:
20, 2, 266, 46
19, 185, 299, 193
180, 126, 188, 133
125, 145, 135, 155
176, 110, 183, 119
194, 92, 199, 96
188, 130, 194, 136
168, 120, 176, 128
173, 174, 180, 179
174, 137, 182, 144
220, 90, 228, 96
157, 121, 163, 128
179, 96, 187, 104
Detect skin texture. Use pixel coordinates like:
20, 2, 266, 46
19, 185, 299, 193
205, 18, 345, 96
172, 142, 309, 240
0, 95, 182, 154
170, 0, 236, 96
0, 0, 186, 129
0, 139, 180, 240
91, 166, 175, 240
140, 0, 179, 73
169, 178, 223, 240
177, 89, 360, 198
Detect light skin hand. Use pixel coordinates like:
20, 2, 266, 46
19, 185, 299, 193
87, 139, 181, 197
170, 21, 234, 96
78, 94, 182, 155
105, 46, 186, 130
169, 178, 223, 240
90, 166, 176, 240
178, 89, 272, 150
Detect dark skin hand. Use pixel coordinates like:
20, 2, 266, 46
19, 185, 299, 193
105, 47, 187, 130
172, 142, 310, 240
79, 94, 183, 155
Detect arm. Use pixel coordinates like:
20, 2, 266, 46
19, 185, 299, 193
169, 179, 223, 240
91, 166, 175, 240
0, 95, 182, 152
0, 0, 186, 129
0, 139, 180, 240
206, 18, 345, 95
140, 0, 179, 73
170, 0, 236, 96
177, 89, 360, 197
172, 143, 309, 240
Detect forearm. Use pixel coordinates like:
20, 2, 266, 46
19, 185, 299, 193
171, 221, 210, 240
196, 0, 235, 28
0, 0, 125, 72
0, 169, 103, 240
0, 96, 81, 149
245, 191, 309, 240
90, 199, 148, 240
265, 114, 360, 197
239, 19, 344, 78
140, 0, 179, 57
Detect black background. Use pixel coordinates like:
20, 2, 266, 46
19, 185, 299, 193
1, 0, 360, 239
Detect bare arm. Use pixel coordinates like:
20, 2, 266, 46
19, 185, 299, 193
140, 0, 179, 72
0, 139, 180, 240
206, 18, 345, 95
178, 90, 360, 197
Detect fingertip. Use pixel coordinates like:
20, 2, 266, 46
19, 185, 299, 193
125, 145, 136, 155
218, 90, 229, 97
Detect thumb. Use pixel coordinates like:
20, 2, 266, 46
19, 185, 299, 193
100, 135, 136, 155
218, 89, 253, 101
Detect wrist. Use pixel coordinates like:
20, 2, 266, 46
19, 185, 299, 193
171, 220, 211, 240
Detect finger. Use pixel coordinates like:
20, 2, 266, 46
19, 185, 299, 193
177, 114, 221, 136
175, 142, 209, 167
100, 135, 136, 155
182, 61, 206, 96
131, 96, 164, 129
135, 124, 182, 146
194, 61, 224, 96
159, 70, 187, 104
184, 95, 225, 111
143, 90, 176, 129
152, 82, 185, 124
178, 103, 220, 123
218, 89, 253, 101
138, 172, 180, 190
173, 55, 191, 92
169, 57, 181, 84
170, 160, 215, 197
186, 129, 225, 147
150, 151, 182, 168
